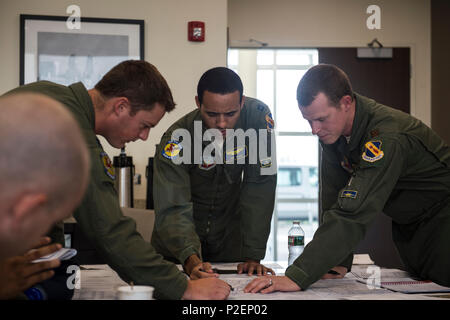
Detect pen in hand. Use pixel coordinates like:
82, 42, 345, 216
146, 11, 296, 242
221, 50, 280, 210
199, 268, 234, 291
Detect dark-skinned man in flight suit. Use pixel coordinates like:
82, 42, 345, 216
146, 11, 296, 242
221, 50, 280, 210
245, 64, 450, 294
151, 67, 277, 279
4, 60, 230, 300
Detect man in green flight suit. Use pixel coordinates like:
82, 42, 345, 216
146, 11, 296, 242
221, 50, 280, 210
152, 67, 277, 279
245, 64, 450, 294
3, 60, 230, 300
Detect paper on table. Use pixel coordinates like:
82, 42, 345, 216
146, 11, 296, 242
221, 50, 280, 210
378, 278, 450, 294
32, 248, 77, 263
343, 292, 443, 300
351, 265, 410, 279
212, 262, 283, 270
73, 264, 127, 300
220, 274, 327, 300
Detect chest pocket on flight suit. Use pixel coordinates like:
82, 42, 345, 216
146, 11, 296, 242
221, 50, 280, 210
337, 141, 387, 213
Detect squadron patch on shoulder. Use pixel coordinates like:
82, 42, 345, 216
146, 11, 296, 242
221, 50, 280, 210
265, 112, 274, 131
100, 152, 115, 180
362, 140, 384, 163
341, 190, 358, 199
162, 140, 182, 160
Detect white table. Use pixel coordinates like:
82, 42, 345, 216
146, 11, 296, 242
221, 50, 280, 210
72, 262, 447, 300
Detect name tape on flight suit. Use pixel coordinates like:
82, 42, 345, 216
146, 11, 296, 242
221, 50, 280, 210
225, 146, 248, 162
340, 190, 358, 199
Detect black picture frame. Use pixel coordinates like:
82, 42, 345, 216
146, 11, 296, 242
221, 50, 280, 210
20, 14, 144, 86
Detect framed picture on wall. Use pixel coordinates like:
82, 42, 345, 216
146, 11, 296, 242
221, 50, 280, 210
20, 14, 144, 87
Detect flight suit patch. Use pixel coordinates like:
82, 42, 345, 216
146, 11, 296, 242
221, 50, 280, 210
340, 190, 358, 199
199, 156, 216, 171
260, 157, 272, 168
265, 113, 274, 131
162, 140, 182, 160
100, 152, 115, 180
257, 104, 265, 112
225, 146, 248, 162
362, 140, 384, 162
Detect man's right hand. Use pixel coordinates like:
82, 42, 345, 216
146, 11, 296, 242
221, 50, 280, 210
184, 255, 218, 279
0, 237, 61, 299
182, 278, 230, 300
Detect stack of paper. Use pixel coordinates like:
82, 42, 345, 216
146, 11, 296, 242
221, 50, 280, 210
379, 278, 450, 294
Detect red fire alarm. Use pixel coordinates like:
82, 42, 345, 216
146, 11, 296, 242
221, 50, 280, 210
188, 21, 205, 42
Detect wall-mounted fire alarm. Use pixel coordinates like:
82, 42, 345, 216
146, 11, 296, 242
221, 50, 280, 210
188, 21, 205, 42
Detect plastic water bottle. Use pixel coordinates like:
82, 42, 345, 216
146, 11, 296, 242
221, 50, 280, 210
288, 221, 305, 266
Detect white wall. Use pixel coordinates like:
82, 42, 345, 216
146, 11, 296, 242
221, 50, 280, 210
0, 0, 227, 200
228, 0, 431, 126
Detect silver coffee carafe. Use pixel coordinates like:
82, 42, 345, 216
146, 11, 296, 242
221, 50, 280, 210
113, 148, 134, 208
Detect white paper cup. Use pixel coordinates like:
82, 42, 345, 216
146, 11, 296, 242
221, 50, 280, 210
117, 285, 154, 300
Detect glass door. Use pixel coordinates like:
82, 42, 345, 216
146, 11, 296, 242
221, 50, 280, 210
228, 48, 319, 261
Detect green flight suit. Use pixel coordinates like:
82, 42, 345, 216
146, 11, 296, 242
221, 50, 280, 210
286, 93, 450, 289
5, 81, 188, 299
151, 97, 277, 265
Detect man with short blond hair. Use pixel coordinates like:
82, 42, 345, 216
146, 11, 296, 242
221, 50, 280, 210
0, 93, 90, 260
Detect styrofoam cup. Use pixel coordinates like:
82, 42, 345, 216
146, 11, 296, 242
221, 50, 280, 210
117, 285, 154, 300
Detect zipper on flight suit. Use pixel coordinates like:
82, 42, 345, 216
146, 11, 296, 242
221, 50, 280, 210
347, 175, 354, 187
206, 164, 223, 235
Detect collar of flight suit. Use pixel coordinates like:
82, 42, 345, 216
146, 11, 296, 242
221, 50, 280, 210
321, 93, 372, 169
342, 92, 371, 153
68, 82, 95, 130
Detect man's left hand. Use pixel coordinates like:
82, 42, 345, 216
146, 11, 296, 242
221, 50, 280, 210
244, 275, 300, 294
237, 260, 275, 276
0, 237, 61, 299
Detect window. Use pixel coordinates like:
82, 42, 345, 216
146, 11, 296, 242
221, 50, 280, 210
228, 48, 319, 261
278, 168, 302, 187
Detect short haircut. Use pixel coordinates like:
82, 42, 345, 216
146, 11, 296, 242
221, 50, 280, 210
95, 60, 176, 115
197, 67, 243, 105
0, 93, 90, 211
297, 64, 353, 107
